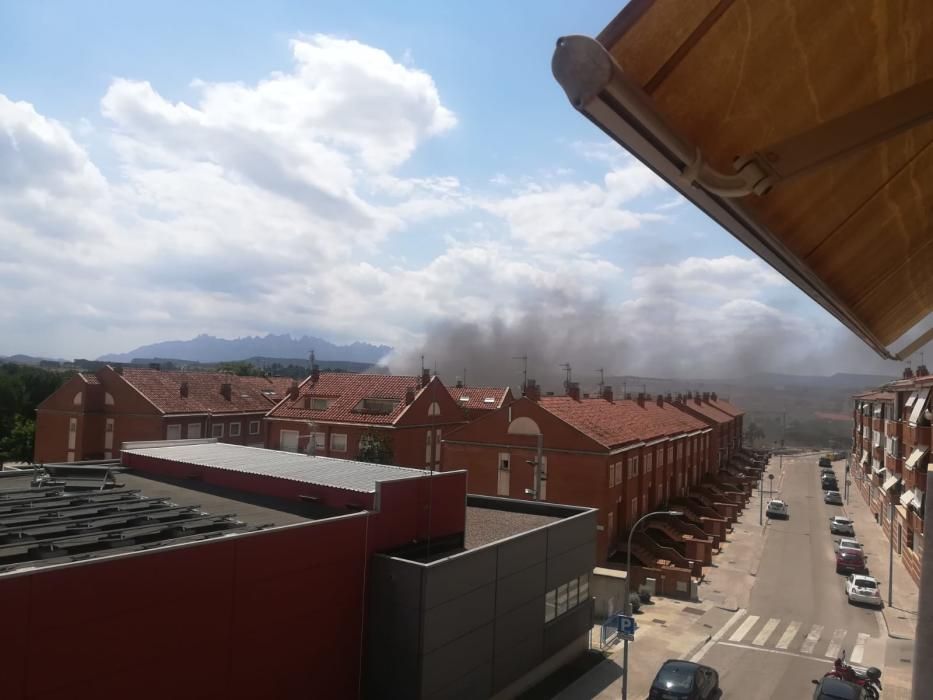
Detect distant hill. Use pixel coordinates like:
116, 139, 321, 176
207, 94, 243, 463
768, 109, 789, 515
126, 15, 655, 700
0, 354, 67, 367
97, 334, 393, 364
123, 356, 388, 374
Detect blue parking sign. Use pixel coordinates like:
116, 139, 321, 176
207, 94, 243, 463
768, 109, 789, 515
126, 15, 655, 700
618, 614, 637, 639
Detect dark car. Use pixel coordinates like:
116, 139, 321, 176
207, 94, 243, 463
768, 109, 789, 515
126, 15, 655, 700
836, 549, 867, 575
822, 476, 839, 491
812, 677, 868, 699
649, 660, 720, 700
819, 457, 833, 468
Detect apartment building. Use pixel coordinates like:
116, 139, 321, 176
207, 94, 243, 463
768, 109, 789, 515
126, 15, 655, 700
34, 365, 292, 463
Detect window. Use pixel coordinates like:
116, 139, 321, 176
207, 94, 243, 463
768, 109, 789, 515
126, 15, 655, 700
355, 398, 398, 414
331, 433, 347, 452
668, 445, 674, 463
497, 453, 510, 496
188, 423, 201, 439
568, 578, 579, 608
545, 590, 556, 622
311, 398, 329, 410
658, 448, 665, 467
556, 583, 568, 616
310, 432, 326, 450
211, 423, 224, 438
249, 420, 261, 435
608, 463, 614, 487
166, 424, 181, 440
435, 429, 441, 462
229, 422, 241, 437
645, 453, 653, 472
428, 401, 440, 416
579, 574, 589, 601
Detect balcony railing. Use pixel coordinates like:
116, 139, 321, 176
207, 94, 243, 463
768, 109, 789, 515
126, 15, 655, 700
905, 424, 931, 447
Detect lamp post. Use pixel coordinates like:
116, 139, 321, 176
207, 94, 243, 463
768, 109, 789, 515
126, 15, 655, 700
623, 509, 683, 700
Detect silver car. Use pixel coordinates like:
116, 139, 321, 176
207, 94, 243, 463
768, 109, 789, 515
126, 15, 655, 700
824, 491, 843, 505
830, 516, 855, 536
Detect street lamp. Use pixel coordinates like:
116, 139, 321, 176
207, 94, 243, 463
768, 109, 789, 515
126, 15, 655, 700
623, 509, 683, 700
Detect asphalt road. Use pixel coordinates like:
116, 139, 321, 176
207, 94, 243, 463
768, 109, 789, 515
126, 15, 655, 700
691, 454, 885, 699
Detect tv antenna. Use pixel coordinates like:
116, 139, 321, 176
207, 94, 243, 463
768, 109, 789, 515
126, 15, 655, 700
560, 362, 572, 388
596, 368, 605, 393
512, 355, 528, 392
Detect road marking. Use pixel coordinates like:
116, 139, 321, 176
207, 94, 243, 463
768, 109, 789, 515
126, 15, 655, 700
850, 633, 870, 663
800, 624, 824, 655
690, 608, 747, 663
718, 641, 835, 663
752, 617, 780, 646
775, 621, 801, 650
729, 615, 760, 643
824, 628, 847, 658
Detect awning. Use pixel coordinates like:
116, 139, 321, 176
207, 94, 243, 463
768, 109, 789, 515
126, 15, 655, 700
908, 388, 931, 425
913, 490, 925, 511
882, 475, 901, 493
552, 2, 933, 358
900, 489, 916, 508
872, 465, 886, 477
906, 448, 929, 470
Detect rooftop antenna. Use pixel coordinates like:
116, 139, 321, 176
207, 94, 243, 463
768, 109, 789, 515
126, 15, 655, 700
421, 354, 425, 375
596, 368, 605, 393
513, 354, 528, 392
462, 368, 467, 389
560, 362, 572, 389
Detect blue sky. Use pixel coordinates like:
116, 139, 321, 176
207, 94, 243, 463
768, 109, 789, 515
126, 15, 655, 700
0, 1, 903, 378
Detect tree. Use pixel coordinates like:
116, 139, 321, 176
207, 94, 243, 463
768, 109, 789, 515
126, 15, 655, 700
744, 421, 765, 447
0, 415, 36, 465
357, 431, 393, 465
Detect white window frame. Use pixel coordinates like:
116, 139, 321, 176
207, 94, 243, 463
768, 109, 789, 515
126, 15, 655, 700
211, 423, 224, 438
330, 433, 347, 452
229, 422, 241, 437
497, 453, 510, 496
166, 424, 182, 440
248, 420, 261, 435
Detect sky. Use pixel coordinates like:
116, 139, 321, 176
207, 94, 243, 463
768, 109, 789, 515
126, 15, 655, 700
0, 1, 919, 380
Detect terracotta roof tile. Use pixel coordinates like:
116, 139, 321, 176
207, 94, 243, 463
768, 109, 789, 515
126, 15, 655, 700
449, 386, 511, 411
79, 373, 100, 385
708, 398, 744, 417
538, 397, 706, 449
120, 369, 289, 414
267, 373, 424, 425
678, 399, 733, 424
853, 391, 896, 401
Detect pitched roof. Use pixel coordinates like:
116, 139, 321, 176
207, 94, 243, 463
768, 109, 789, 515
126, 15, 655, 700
537, 396, 705, 450
78, 373, 100, 385
449, 386, 511, 411
677, 399, 733, 425
853, 391, 896, 401
708, 398, 744, 417
267, 373, 425, 425
118, 368, 290, 415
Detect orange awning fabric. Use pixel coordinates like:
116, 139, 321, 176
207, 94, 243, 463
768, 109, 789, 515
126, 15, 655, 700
552, 0, 933, 358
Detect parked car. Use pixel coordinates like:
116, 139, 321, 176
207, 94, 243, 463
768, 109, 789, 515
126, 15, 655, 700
836, 549, 867, 575
837, 538, 863, 552
825, 491, 843, 505
822, 477, 839, 491
821, 467, 835, 478
811, 677, 870, 699
649, 660, 721, 700
819, 457, 833, 468
845, 574, 882, 607
830, 517, 855, 536
766, 499, 789, 518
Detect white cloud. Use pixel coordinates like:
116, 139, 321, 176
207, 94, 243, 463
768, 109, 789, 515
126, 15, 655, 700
631, 255, 788, 299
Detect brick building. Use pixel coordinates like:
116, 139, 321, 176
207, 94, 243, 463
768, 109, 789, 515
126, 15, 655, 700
852, 368, 931, 585
34, 366, 292, 463
441, 382, 719, 566
448, 384, 513, 421
673, 391, 741, 474
264, 368, 467, 469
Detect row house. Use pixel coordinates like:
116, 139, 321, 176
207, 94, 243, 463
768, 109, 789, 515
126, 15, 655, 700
447, 383, 513, 421
674, 392, 737, 474
440, 381, 749, 598
264, 367, 469, 469
851, 367, 932, 585
34, 366, 293, 463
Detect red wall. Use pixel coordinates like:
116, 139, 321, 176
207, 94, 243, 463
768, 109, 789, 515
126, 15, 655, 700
0, 516, 368, 700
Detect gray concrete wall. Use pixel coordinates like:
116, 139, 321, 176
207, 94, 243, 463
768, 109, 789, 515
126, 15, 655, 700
365, 506, 597, 700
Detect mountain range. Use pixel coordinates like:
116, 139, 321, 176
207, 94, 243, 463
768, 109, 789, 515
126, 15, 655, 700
96, 334, 393, 364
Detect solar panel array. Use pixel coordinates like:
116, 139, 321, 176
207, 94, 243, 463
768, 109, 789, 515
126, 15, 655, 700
0, 481, 258, 573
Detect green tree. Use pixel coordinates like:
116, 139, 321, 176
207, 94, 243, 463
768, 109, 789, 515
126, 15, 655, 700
0, 415, 36, 465
217, 361, 262, 376
357, 431, 393, 465
743, 421, 766, 447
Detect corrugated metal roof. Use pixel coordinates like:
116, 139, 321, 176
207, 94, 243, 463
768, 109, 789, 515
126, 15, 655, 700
122, 442, 432, 494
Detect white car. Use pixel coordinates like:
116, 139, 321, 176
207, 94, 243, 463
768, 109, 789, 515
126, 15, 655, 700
766, 499, 789, 518
845, 574, 882, 607
837, 538, 863, 552
830, 516, 855, 536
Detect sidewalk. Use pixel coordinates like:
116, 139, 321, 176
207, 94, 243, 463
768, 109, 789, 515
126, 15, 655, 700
843, 480, 917, 698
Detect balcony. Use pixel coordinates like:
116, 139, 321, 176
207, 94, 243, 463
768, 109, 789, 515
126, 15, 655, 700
905, 424, 931, 448
885, 453, 902, 474
885, 420, 901, 438
872, 417, 883, 432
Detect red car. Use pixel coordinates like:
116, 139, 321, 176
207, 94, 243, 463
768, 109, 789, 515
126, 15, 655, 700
836, 549, 866, 575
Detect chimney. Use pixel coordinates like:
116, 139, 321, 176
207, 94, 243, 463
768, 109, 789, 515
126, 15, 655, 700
288, 382, 299, 401
917, 364, 930, 377
711, 391, 718, 401
421, 369, 431, 388
311, 365, 320, 383
546, 391, 555, 396
636, 392, 645, 408
456, 379, 464, 388
702, 392, 710, 402
624, 392, 632, 400
149, 362, 161, 371
686, 391, 692, 399
180, 382, 189, 398
674, 393, 684, 404
656, 394, 664, 407
583, 393, 590, 399
903, 367, 915, 379
524, 379, 541, 401
665, 393, 673, 403
694, 393, 702, 405
304, 396, 311, 409
405, 387, 415, 404
566, 382, 581, 401
221, 383, 232, 401
602, 385, 614, 403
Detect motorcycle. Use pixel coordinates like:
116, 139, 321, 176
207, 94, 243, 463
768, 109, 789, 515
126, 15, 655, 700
822, 650, 882, 699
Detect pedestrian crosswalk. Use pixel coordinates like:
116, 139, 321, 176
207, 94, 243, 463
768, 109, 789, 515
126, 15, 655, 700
717, 612, 877, 663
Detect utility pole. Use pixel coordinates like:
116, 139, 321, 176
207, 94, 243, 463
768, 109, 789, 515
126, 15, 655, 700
759, 475, 763, 525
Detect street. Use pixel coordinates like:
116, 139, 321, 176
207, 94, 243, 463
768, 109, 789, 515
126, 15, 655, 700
690, 454, 885, 699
